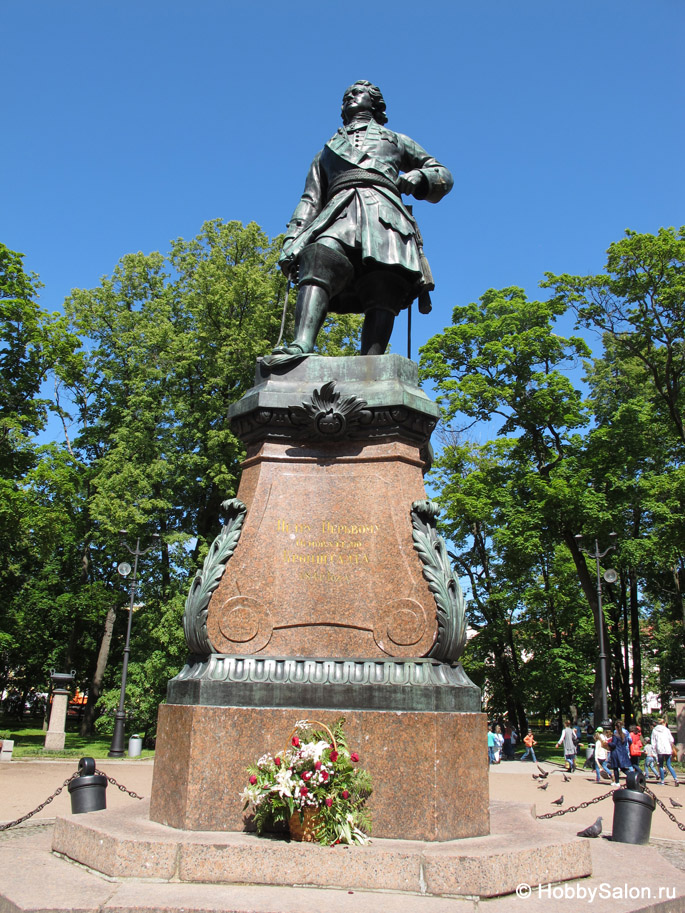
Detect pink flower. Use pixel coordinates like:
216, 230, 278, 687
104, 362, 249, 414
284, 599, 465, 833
292, 736, 300, 747
342, 790, 349, 799
249, 775, 257, 785
325, 797, 333, 807
300, 786, 308, 797
330, 750, 339, 762
314, 761, 322, 770
321, 770, 329, 782
350, 752, 359, 762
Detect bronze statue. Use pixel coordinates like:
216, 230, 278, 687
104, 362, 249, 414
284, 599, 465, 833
268, 80, 453, 362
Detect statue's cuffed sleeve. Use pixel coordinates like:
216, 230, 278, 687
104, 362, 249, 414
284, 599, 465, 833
284, 152, 325, 241
398, 134, 453, 204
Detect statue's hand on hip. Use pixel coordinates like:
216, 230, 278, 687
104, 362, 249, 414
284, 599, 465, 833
398, 170, 428, 198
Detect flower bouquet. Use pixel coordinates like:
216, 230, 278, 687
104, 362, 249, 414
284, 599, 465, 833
241, 718, 372, 845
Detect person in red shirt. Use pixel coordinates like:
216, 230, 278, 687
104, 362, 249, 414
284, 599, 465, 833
629, 725, 643, 773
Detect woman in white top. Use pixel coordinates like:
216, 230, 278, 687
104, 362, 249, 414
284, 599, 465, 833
650, 718, 679, 786
593, 728, 611, 782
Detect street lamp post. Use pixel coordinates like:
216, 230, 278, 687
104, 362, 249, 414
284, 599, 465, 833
108, 532, 160, 758
575, 532, 618, 729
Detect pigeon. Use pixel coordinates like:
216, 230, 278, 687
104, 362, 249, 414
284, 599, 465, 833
536, 765, 549, 778
532, 774, 539, 780
562, 773, 571, 783
576, 817, 603, 838
670, 797, 683, 809
551, 795, 564, 806
537, 782, 549, 790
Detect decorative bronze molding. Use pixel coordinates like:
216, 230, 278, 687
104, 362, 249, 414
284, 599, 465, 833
183, 499, 247, 655
230, 395, 437, 446
168, 655, 480, 713
410, 500, 467, 663
289, 381, 369, 439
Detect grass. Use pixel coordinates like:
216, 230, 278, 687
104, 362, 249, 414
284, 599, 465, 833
0, 718, 155, 760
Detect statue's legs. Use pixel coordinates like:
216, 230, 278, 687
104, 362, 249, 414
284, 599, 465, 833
282, 242, 353, 354
357, 270, 412, 356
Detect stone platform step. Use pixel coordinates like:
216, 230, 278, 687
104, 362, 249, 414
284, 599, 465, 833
2, 803, 684, 913
50, 800, 590, 897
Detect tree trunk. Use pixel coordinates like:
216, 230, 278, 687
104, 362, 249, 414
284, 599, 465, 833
564, 531, 611, 724
79, 603, 117, 736
629, 569, 642, 720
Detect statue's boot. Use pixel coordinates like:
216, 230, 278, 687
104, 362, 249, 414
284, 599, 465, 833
271, 242, 354, 357
357, 270, 411, 355
361, 308, 396, 355
262, 286, 331, 366
288, 284, 330, 354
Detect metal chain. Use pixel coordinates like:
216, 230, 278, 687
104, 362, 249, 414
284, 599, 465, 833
536, 784, 685, 831
644, 786, 685, 833
94, 768, 144, 800
0, 767, 144, 832
0, 771, 79, 831
536, 788, 615, 819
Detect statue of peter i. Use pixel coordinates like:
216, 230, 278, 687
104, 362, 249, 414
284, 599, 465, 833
268, 80, 453, 361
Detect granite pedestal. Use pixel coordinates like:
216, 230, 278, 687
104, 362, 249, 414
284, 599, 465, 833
150, 356, 488, 841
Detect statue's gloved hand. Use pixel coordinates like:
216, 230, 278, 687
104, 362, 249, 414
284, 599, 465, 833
398, 170, 428, 198
279, 239, 298, 279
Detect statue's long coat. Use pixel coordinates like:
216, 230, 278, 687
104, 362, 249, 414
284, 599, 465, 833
280, 122, 453, 312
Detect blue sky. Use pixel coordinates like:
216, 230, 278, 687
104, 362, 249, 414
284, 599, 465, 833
3, 0, 683, 419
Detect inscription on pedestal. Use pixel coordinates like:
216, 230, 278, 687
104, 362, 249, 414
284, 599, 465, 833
277, 517, 379, 582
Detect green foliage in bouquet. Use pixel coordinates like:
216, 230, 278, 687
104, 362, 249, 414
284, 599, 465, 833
241, 717, 373, 845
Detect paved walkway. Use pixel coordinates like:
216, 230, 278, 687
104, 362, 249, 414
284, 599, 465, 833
1, 757, 683, 840
489, 758, 685, 842
1, 757, 684, 912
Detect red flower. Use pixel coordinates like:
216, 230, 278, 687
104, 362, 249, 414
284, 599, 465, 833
314, 761, 322, 770
275, 757, 281, 767
325, 797, 333, 807
330, 750, 339, 762
321, 770, 329, 782
249, 775, 257, 785
300, 786, 308, 797
342, 790, 349, 799
350, 752, 359, 762
302, 771, 312, 781
292, 736, 300, 747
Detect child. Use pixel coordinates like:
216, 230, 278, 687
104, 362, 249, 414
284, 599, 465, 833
520, 729, 537, 763
643, 738, 660, 781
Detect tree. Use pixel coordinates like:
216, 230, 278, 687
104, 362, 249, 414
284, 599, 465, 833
0, 245, 82, 708
420, 287, 603, 725
544, 227, 685, 446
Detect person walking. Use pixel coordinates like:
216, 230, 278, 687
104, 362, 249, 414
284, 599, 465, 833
607, 721, 632, 785
593, 728, 611, 782
556, 720, 578, 772
520, 729, 537, 763
487, 727, 497, 765
628, 725, 643, 773
493, 725, 504, 763
502, 723, 513, 761
651, 717, 680, 786
643, 738, 660, 781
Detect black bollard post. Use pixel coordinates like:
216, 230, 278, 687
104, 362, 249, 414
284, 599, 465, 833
611, 770, 655, 845
67, 757, 108, 814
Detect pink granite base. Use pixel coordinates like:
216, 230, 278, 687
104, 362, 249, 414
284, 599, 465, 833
53, 800, 591, 898
149, 703, 489, 841
52, 803, 592, 897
